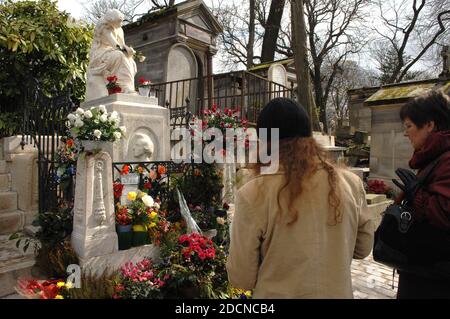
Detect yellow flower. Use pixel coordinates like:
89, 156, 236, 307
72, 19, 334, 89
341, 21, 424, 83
127, 191, 137, 201
149, 222, 157, 228
150, 211, 157, 219
56, 282, 65, 288
55, 295, 64, 299
244, 291, 252, 297
65, 282, 73, 289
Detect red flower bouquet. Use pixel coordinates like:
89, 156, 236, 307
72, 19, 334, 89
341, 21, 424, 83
138, 77, 152, 88
15, 278, 71, 299
367, 179, 395, 198
106, 75, 122, 94
115, 205, 132, 226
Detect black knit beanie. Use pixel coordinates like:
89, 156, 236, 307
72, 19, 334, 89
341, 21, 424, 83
257, 98, 312, 140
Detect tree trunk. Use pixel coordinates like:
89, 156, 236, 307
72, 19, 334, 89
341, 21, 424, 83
312, 63, 328, 133
261, 0, 286, 63
247, 0, 256, 68
290, 0, 320, 131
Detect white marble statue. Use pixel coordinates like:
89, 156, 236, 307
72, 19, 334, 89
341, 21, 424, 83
85, 9, 137, 101
130, 133, 154, 161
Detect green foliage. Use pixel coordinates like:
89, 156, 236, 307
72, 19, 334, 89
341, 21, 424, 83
0, 0, 93, 103
0, 112, 21, 136
69, 270, 119, 299
172, 164, 223, 208
33, 207, 73, 247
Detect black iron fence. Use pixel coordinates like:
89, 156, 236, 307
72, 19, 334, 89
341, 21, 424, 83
152, 70, 293, 123
1, 79, 77, 213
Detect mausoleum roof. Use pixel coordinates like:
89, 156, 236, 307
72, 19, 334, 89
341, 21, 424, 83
364, 79, 450, 106
124, 0, 223, 34
248, 58, 294, 72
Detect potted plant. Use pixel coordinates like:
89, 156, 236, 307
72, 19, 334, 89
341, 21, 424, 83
66, 105, 126, 153
115, 204, 133, 250
106, 75, 122, 95
126, 191, 154, 247
137, 77, 152, 97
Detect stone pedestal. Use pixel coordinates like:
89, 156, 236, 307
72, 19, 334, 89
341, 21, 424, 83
81, 94, 170, 162
80, 244, 160, 277
71, 151, 118, 261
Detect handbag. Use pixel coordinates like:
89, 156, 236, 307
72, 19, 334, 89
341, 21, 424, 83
373, 153, 450, 278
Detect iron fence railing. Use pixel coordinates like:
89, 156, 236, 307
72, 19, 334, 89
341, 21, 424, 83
1, 79, 77, 213
151, 70, 293, 123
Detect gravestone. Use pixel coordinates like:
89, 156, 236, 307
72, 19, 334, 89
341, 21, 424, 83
71, 150, 158, 275
268, 64, 288, 98
71, 151, 118, 261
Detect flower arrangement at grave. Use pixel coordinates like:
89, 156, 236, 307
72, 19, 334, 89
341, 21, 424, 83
106, 75, 122, 94
200, 105, 249, 133
115, 163, 168, 206
112, 258, 166, 299
154, 232, 230, 299
192, 104, 251, 155
66, 105, 126, 142
140, 164, 168, 203
15, 278, 73, 299
170, 164, 229, 246
137, 77, 153, 97
366, 179, 396, 199
115, 204, 132, 226
138, 77, 152, 88
53, 136, 78, 203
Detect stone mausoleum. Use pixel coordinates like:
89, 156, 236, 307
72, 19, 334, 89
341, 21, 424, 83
124, 0, 222, 86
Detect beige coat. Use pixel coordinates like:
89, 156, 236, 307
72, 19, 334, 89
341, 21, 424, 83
226, 166, 374, 299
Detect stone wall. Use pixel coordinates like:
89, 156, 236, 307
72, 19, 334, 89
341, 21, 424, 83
348, 87, 379, 133
126, 18, 178, 84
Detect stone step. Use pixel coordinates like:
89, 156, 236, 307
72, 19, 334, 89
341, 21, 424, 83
0, 234, 36, 297
0, 174, 10, 192
0, 211, 24, 235
0, 160, 7, 174
0, 191, 18, 213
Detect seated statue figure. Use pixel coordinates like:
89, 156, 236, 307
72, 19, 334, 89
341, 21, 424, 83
85, 9, 137, 101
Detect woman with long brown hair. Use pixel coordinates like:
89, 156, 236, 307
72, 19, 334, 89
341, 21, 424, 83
226, 98, 374, 298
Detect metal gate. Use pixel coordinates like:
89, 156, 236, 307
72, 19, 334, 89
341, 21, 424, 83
18, 80, 77, 213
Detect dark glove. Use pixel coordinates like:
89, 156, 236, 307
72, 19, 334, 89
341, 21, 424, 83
392, 168, 420, 203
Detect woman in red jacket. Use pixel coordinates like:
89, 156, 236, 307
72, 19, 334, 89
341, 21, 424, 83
395, 90, 450, 299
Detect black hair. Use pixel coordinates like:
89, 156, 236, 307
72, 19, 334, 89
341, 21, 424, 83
257, 97, 312, 140
400, 90, 450, 131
